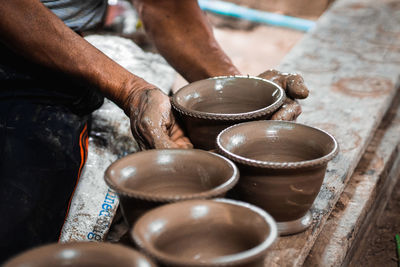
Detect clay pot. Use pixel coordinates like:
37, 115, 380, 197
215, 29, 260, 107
105, 149, 239, 226
131, 198, 277, 267
217, 121, 339, 235
171, 75, 285, 150
4, 242, 156, 267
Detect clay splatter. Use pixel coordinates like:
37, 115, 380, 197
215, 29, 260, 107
331, 76, 393, 98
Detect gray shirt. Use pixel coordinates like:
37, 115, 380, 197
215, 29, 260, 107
41, 0, 108, 31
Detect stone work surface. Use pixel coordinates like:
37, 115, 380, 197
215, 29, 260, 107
305, 93, 400, 266
263, 0, 400, 265
60, 35, 175, 242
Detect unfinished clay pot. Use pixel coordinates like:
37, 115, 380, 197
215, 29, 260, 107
4, 242, 156, 267
104, 149, 239, 226
131, 198, 277, 267
217, 121, 339, 235
171, 75, 285, 150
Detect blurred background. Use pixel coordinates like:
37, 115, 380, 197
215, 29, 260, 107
98, 0, 334, 91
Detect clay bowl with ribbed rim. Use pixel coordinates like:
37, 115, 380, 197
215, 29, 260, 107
217, 120, 339, 235
171, 75, 285, 150
131, 198, 278, 267
104, 149, 239, 226
3, 242, 156, 267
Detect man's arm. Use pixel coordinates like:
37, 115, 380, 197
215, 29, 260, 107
132, 0, 240, 82
132, 0, 308, 120
0, 0, 191, 149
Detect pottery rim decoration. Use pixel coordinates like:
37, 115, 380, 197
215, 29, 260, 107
171, 75, 285, 120
3, 242, 156, 267
131, 198, 278, 267
104, 149, 239, 226
216, 120, 339, 235
171, 75, 285, 150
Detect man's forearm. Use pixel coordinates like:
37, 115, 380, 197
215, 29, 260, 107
0, 0, 152, 112
133, 0, 240, 82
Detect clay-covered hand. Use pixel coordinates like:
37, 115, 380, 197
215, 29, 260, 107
258, 69, 309, 121
125, 87, 193, 150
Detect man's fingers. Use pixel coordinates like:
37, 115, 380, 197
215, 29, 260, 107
131, 118, 151, 150
153, 133, 181, 149
258, 69, 309, 100
167, 112, 193, 148
286, 74, 309, 99
271, 98, 302, 121
128, 88, 193, 149
138, 110, 192, 149
257, 69, 284, 88
170, 123, 193, 149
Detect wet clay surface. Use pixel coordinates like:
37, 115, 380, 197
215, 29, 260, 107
218, 121, 338, 222
257, 70, 308, 121
106, 149, 237, 197
155, 224, 261, 258
124, 173, 219, 194
233, 140, 323, 162
173, 76, 282, 115
172, 76, 284, 150
4, 242, 156, 267
104, 149, 238, 225
257, 69, 309, 99
132, 199, 277, 267
218, 120, 337, 164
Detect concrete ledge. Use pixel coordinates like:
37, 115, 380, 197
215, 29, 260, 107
263, 0, 400, 265
305, 91, 400, 266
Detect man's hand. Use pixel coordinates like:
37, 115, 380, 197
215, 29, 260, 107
258, 70, 309, 121
125, 87, 192, 150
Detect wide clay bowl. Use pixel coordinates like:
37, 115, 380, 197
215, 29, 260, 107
4, 242, 156, 267
131, 199, 277, 267
171, 75, 285, 150
217, 120, 339, 235
105, 149, 239, 226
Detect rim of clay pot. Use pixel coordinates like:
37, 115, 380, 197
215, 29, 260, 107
3, 242, 156, 267
217, 121, 339, 169
131, 198, 278, 267
104, 149, 239, 202
171, 75, 285, 121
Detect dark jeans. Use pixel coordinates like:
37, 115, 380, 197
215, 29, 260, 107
0, 99, 89, 262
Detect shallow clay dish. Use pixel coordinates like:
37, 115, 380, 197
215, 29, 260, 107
171, 75, 285, 150
3, 242, 156, 267
217, 120, 339, 235
131, 198, 277, 267
105, 149, 239, 226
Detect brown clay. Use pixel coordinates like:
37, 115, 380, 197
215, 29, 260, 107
172, 75, 285, 150
270, 98, 302, 121
217, 121, 338, 235
257, 69, 309, 99
131, 199, 277, 267
331, 76, 393, 98
3, 242, 156, 267
104, 149, 239, 226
